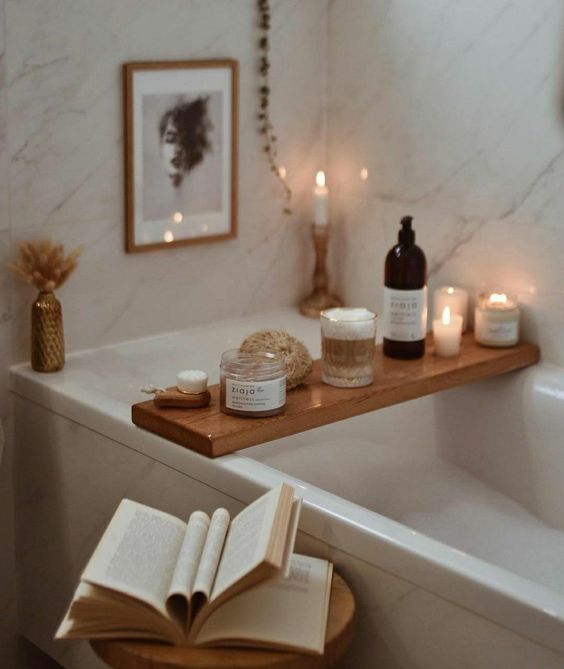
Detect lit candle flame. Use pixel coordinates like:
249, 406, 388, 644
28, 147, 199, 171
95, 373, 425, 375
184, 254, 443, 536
442, 305, 451, 325
316, 170, 326, 188
278, 166, 287, 179
447, 286, 454, 295
360, 167, 369, 181
172, 212, 183, 224
164, 230, 174, 243
489, 293, 508, 305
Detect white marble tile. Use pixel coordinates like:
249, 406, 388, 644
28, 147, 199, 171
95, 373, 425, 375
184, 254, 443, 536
2, 0, 325, 359
333, 193, 564, 365
328, 0, 564, 366
329, 0, 564, 221
8, 202, 311, 360
5, 0, 326, 229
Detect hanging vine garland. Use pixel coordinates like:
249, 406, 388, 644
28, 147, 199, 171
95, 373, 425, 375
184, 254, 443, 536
257, 0, 292, 215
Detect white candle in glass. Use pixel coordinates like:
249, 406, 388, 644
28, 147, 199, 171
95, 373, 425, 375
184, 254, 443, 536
474, 292, 519, 347
433, 286, 468, 332
314, 171, 329, 226
433, 306, 463, 357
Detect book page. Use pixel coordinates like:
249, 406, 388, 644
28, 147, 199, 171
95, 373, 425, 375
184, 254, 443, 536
192, 508, 230, 603
82, 499, 186, 616
166, 511, 210, 625
210, 485, 282, 602
195, 554, 333, 655
280, 498, 301, 578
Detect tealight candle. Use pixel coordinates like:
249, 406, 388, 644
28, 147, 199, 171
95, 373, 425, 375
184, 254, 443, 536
433, 306, 463, 357
433, 286, 469, 332
474, 292, 519, 347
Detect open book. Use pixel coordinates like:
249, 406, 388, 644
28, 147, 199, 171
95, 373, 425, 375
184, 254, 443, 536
56, 483, 333, 655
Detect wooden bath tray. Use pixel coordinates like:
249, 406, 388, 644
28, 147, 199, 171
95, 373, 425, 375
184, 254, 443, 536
132, 334, 539, 458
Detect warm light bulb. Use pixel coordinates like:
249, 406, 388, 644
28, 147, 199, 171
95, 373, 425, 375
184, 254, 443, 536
172, 212, 183, 224
490, 293, 507, 305
316, 171, 326, 188
447, 286, 454, 295
164, 230, 174, 243
442, 306, 451, 325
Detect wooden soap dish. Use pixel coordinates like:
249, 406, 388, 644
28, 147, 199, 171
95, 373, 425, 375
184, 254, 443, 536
153, 389, 211, 409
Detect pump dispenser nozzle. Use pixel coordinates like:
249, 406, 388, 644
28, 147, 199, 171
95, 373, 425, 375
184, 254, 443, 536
399, 216, 415, 245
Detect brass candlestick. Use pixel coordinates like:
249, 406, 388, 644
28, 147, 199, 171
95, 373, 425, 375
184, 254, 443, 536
299, 224, 343, 318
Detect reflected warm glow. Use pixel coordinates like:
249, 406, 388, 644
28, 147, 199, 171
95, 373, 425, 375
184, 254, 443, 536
447, 286, 454, 295
173, 212, 183, 224
164, 230, 174, 243
442, 305, 451, 325
360, 167, 368, 181
316, 170, 326, 188
489, 293, 508, 305
278, 165, 287, 179
201, 223, 209, 232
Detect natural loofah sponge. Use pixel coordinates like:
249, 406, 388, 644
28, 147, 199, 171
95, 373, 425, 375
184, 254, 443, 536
240, 330, 313, 390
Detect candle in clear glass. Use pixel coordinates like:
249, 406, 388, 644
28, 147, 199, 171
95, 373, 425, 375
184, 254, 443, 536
433, 306, 463, 357
320, 308, 377, 387
474, 292, 519, 347
433, 286, 468, 332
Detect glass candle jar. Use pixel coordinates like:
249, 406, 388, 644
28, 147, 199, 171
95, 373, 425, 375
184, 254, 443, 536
220, 350, 287, 418
474, 291, 519, 347
320, 308, 377, 387
433, 286, 469, 332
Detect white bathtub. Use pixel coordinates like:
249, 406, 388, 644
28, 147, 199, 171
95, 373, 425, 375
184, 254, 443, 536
11, 309, 564, 668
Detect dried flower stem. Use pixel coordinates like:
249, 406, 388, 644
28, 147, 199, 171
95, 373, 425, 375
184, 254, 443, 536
257, 0, 292, 215
8, 239, 81, 292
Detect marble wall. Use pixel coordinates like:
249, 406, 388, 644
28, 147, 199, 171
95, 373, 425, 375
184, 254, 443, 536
328, 0, 564, 366
0, 1, 327, 664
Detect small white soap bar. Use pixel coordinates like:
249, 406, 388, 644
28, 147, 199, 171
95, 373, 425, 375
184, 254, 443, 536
177, 370, 208, 394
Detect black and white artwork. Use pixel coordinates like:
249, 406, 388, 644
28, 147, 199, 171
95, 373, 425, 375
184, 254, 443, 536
124, 61, 237, 252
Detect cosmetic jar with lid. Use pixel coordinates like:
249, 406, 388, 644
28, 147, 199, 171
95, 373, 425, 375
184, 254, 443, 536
220, 349, 287, 417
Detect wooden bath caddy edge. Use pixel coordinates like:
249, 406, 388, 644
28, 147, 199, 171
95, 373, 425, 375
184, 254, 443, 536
131, 334, 540, 458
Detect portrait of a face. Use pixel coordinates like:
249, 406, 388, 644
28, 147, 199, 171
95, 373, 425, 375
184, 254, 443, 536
124, 60, 237, 252
158, 97, 212, 188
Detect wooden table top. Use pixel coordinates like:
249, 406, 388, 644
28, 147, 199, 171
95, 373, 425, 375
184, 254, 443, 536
91, 572, 354, 669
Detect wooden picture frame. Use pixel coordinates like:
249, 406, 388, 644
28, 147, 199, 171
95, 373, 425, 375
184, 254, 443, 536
123, 60, 238, 253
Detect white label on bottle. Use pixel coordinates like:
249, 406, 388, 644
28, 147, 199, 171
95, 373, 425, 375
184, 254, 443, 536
225, 377, 286, 412
480, 321, 518, 342
383, 287, 428, 342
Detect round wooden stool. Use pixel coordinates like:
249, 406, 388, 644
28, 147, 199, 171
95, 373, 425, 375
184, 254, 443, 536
91, 572, 354, 669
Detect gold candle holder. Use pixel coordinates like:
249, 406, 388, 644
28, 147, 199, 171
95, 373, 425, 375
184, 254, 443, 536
299, 224, 342, 319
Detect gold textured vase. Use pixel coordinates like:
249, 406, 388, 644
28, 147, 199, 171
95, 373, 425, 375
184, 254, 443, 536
31, 291, 65, 372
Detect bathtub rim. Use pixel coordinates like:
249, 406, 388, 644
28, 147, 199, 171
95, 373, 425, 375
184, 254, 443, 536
10, 369, 564, 659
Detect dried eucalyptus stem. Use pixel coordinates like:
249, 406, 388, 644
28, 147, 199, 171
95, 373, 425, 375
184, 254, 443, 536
257, 0, 292, 215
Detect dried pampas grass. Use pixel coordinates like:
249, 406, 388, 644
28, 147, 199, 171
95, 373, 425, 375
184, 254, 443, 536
8, 239, 81, 292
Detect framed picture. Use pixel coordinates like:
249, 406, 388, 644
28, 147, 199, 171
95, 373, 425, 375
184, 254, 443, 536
123, 60, 238, 252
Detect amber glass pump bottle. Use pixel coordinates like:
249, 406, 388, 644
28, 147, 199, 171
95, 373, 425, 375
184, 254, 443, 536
383, 216, 427, 359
